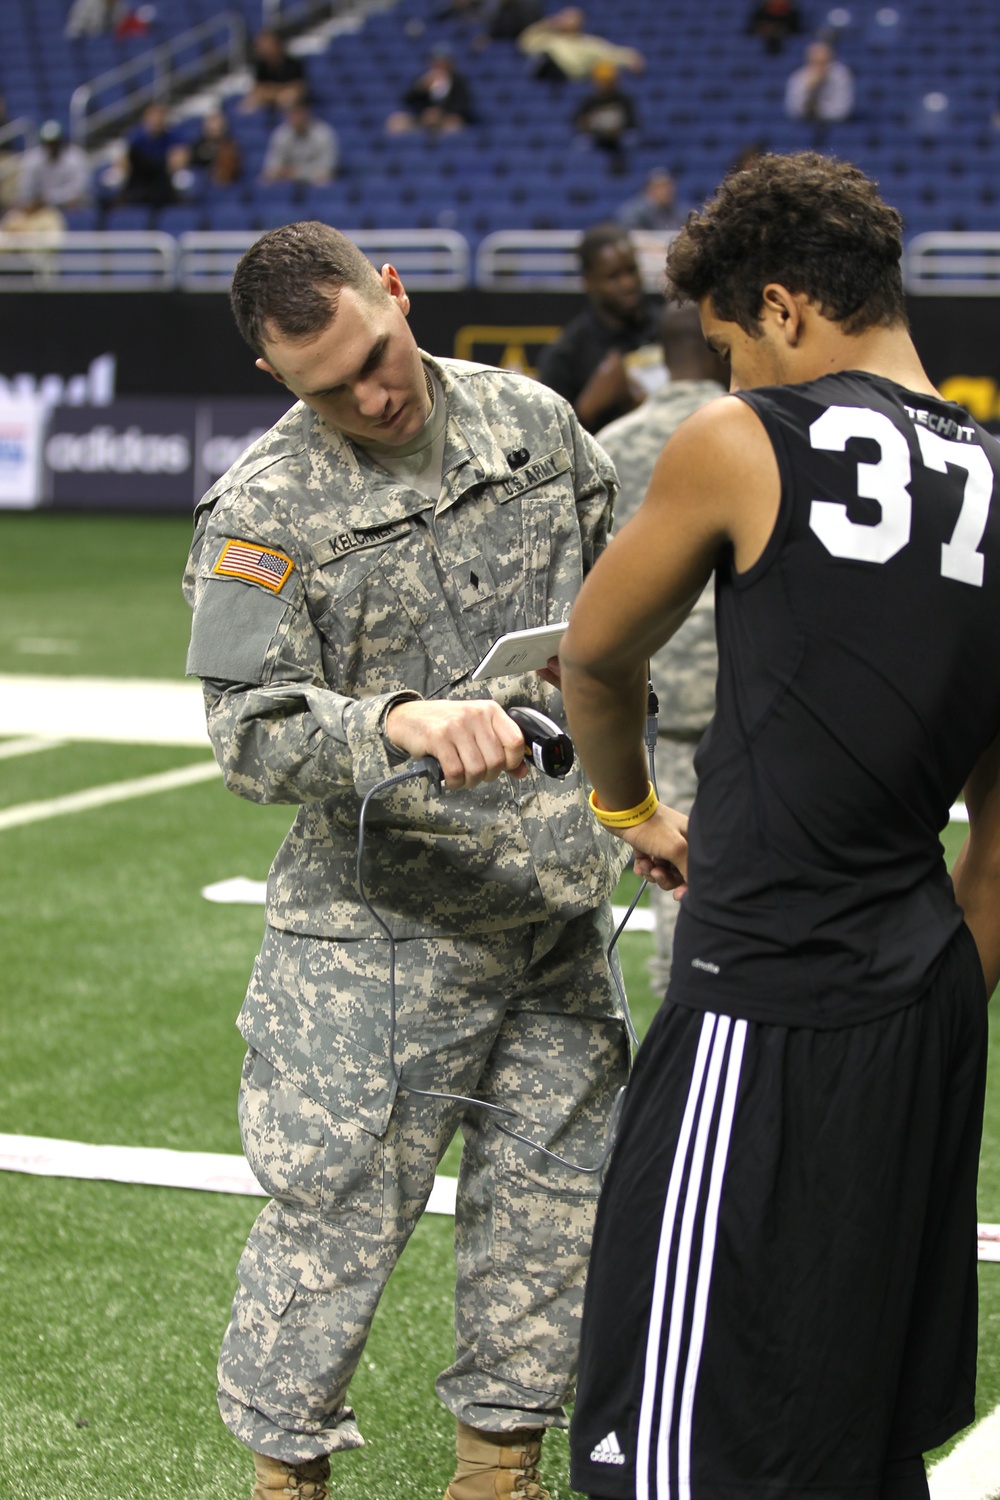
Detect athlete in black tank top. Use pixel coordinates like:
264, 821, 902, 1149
672, 370, 1000, 1027
560, 154, 1000, 1500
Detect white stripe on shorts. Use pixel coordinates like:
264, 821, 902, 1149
635, 1011, 748, 1500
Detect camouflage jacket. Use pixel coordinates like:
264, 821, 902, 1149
184, 354, 629, 940
597, 380, 726, 734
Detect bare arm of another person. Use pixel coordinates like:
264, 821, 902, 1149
951, 726, 1000, 997
559, 396, 780, 883
573, 349, 642, 431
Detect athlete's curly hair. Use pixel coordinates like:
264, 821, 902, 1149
666, 152, 906, 336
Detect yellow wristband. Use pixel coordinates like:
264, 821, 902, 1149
589, 783, 659, 829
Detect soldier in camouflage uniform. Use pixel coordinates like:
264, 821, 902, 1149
596, 306, 727, 991
183, 222, 631, 1500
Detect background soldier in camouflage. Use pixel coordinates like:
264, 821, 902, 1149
183, 222, 630, 1500
596, 307, 727, 990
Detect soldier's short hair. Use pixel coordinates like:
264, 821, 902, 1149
666, 152, 906, 337
231, 221, 386, 355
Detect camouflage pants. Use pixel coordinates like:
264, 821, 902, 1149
648, 733, 702, 992
218, 908, 629, 1462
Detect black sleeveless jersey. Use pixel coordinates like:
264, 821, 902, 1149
669, 370, 1000, 1027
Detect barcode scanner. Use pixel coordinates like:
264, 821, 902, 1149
507, 706, 575, 778
414, 708, 574, 788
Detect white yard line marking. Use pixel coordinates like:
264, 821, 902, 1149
612, 904, 654, 932
15, 638, 80, 656
0, 736, 65, 760
0, 1132, 457, 1215
0, 1123, 992, 1474
929, 1403, 1000, 1500
0, 761, 221, 832
200, 876, 658, 931
202, 876, 268, 904
0, 674, 209, 747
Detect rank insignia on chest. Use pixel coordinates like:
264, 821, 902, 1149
213, 540, 295, 593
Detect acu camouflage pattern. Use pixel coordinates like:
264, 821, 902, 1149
184, 354, 629, 941
219, 915, 627, 1458
597, 380, 726, 988
184, 354, 631, 1457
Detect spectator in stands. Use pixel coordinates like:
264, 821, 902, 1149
0, 199, 66, 236
785, 39, 854, 125
0, 192, 66, 282
434, 0, 486, 24
190, 109, 242, 187
460, 0, 544, 55
0, 94, 23, 211
240, 29, 308, 115
261, 102, 337, 185
385, 48, 476, 135
746, 0, 803, 54
616, 167, 686, 231
535, 221, 660, 431
122, 102, 189, 208
572, 62, 637, 174
487, 0, 544, 41
519, 8, 645, 82
64, 0, 118, 38
15, 120, 91, 211
114, 4, 155, 40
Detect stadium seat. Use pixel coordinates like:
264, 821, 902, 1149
1, 0, 999, 254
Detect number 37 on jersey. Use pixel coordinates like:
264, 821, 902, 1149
808, 404, 996, 587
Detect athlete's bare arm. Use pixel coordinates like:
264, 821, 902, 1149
560, 395, 780, 883
952, 727, 1000, 997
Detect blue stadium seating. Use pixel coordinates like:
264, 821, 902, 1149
2, 0, 1000, 246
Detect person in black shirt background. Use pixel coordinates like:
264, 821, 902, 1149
746, 0, 803, 54
561, 152, 1000, 1500
121, 101, 189, 208
240, 29, 307, 114
572, 62, 638, 175
385, 46, 476, 136
535, 222, 660, 431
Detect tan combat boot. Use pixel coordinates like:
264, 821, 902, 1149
250, 1450, 330, 1499
443, 1421, 549, 1500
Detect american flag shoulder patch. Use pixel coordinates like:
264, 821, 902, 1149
213, 540, 294, 593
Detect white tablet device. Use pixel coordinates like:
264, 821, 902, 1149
471, 621, 569, 680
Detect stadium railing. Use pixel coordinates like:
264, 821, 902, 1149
0, 117, 36, 207
262, 0, 380, 37
905, 233, 1000, 295
0, 229, 465, 290
67, 2, 390, 148
0, 231, 177, 289
4, 229, 1000, 296
0, 117, 37, 155
177, 228, 470, 290
475, 229, 678, 293
69, 13, 248, 148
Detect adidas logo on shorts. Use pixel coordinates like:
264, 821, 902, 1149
590, 1431, 626, 1465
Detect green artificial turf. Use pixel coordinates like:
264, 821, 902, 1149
1, 514, 998, 1495
0, 513, 195, 679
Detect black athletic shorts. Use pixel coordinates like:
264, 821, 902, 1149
570, 923, 987, 1500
